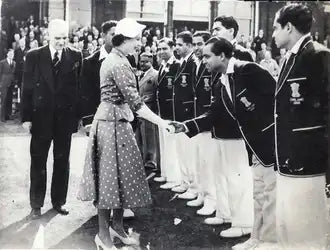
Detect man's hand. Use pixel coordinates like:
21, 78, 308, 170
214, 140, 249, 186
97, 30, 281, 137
169, 121, 187, 133
22, 121, 32, 133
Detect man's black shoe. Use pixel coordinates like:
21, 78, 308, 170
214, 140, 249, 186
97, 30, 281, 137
30, 208, 41, 220
53, 206, 69, 215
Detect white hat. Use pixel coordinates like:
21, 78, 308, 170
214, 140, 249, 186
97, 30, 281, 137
115, 18, 146, 38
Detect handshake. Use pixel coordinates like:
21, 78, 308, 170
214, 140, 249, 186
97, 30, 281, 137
163, 121, 187, 134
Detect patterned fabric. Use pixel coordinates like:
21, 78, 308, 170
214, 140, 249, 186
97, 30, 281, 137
78, 47, 152, 209
78, 120, 152, 209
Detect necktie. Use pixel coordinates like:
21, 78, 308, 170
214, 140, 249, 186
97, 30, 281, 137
52, 51, 60, 75
140, 72, 145, 80
277, 53, 295, 87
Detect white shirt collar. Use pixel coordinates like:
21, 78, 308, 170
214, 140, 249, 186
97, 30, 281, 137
99, 45, 110, 61
290, 33, 311, 55
226, 57, 237, 75
231, 38, 237, 45
7, 58, 12, 64
49, 44, 62, 60
220, 57, 237, 102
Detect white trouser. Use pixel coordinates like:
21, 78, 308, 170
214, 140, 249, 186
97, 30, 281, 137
251, 155, 276, 242
175, 133, 197, 188
276, 173, 327, 250
215, 139, 253, 228
158, 127, 181, 183
191, 133, 217, 208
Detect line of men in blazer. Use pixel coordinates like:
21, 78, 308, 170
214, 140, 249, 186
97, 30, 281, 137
154, 16, 257, 243
167, 4, 329, 250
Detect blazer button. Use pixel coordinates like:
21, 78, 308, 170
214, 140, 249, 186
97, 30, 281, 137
274, 113, 278, 118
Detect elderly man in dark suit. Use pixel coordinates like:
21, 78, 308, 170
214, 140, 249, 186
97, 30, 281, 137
135, 52, 159, 169
22, 19, 82, 219
0, 49, 16, 122
272, 4, 329, 249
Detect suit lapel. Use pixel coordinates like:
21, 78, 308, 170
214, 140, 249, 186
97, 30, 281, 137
139, 69, 152, 88
221, 84, 236, 120
174, 53, 194, 81
40, 46, 55, 92
57, 48, 73, 91
275, 36, 313, 96
158, 64, 170, 84
195, 63, 206, 88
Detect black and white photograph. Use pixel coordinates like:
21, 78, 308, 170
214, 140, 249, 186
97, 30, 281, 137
0, 0, 329, 249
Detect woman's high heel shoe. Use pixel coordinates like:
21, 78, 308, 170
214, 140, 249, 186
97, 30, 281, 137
109, 227, 139, 246
94, 234, 118, 250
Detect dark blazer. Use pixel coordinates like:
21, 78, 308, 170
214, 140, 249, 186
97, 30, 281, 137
22, 45, 82, 137
194, 62, 221, 117
138, 67, 158, 112
275, 36, 329, 176
173, 53, 197, 121
221, 61, 276, 166
79, 50, 102, 119
185, 76, 242, 140
157, 58, 180, 120
233, 43, 254, 62
0, 59, 16, 88
14, 47, 28, 85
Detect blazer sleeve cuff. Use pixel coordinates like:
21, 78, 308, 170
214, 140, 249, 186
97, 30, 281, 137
184, 119, 200, 138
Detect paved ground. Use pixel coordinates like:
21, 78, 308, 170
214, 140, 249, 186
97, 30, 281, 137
0, 120, 329, 250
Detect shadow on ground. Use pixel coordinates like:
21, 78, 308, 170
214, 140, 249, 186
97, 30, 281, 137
51, 173, 249, 250
0, 209, 57, 249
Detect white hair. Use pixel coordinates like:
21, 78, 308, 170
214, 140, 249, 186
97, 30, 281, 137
48, 19, 69, 37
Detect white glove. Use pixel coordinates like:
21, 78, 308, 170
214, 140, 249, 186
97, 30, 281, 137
136, 104, 172, 131
22, 121, 32, 133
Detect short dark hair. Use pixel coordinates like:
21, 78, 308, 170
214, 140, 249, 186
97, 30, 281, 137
101, 20, 117, 34
193, 31, 211, 43
158, 37, 175, 48
275, 3, 312, 34
206, 37, 233, 58
213, 15, 239, 38
176, 31, 193, 44
112, 34, 131, 47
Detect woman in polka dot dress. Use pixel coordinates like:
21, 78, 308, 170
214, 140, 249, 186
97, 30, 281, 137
78, 18, 170, 250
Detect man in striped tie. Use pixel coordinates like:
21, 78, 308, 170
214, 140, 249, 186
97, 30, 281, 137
22, 19, 82, 219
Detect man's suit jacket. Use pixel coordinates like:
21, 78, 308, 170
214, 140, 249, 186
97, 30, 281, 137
194, 62, 221, 117
185, 60, 276, 166
173, 53, 197, 122
79, 50, 102, 120
157, 58, 180, 120
22, 45, 82, 138
14, 47, 28, 85
0, 59, 16, 88
221, 61, 276, 166
138, 67, 158, 112
275, 36, 329, 176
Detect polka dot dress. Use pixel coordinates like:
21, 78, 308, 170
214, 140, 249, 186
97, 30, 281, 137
78, 120, 152, 209
78, 48, 152, 209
